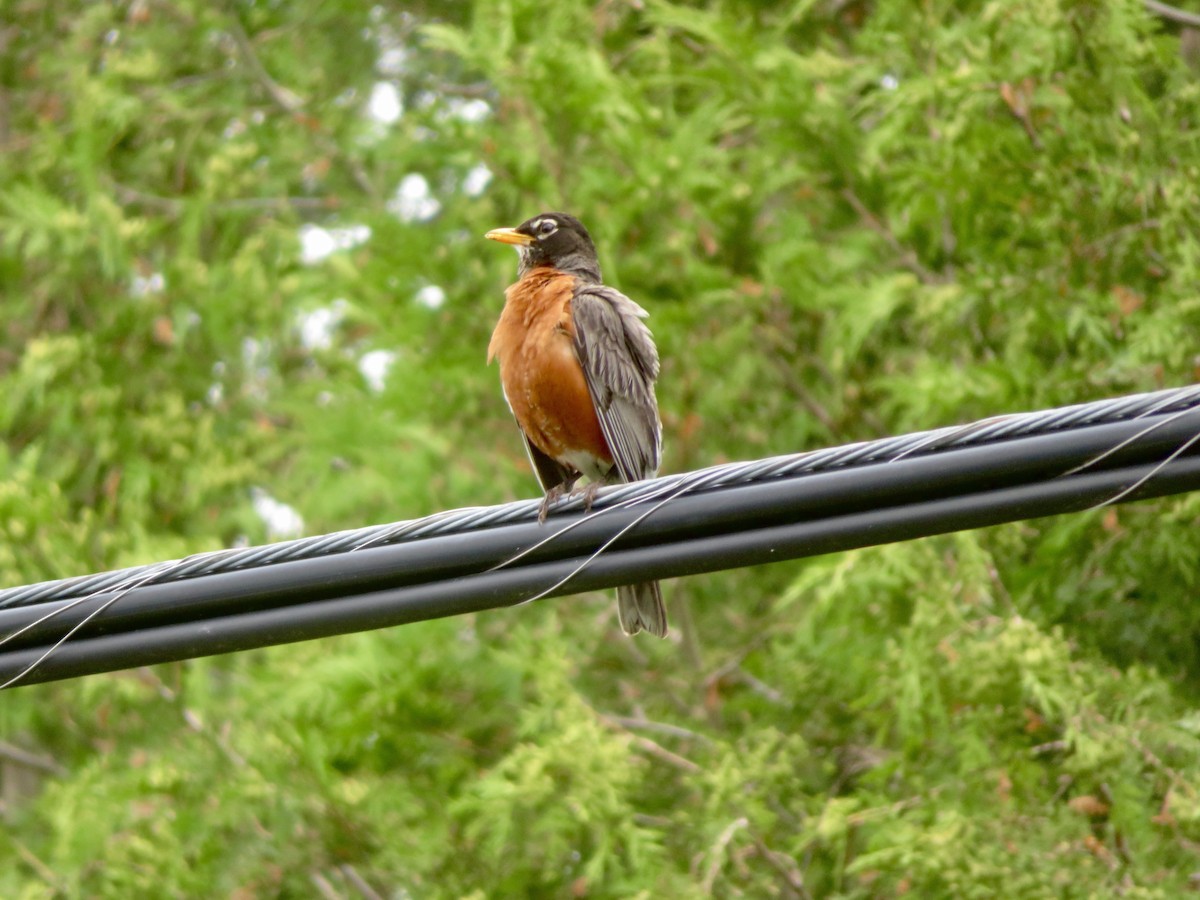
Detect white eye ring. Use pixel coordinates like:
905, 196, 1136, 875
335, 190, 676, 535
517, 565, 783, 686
535, 218, 558, 237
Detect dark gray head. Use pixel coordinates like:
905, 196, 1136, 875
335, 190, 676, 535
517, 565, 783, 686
484, 212, 602, 283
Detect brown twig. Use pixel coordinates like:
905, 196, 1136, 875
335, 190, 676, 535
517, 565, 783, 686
627, 732, 702, 772
0, 739, 65, 776
433, 82, 494, 99
1083, 218, 1162, 255
706, 652, 788, 707
339, 864, 385, 900
674, 584, 705, 674
140, 667, 248, 767
506, 93, 567, 203
843, 794, 923, 825
602, 714, 715, 746
755, 295, 841, 436
1129, 732, 1196, 797
634, 812, 674, 828
840, 187, 947, 284
999, 81, 1044, 150
808, 353, 890, 436
747, 830, 812, 900
309, 871, 344, 900
734, 668, 787, 705
1030, 739, 1071, 756
11, 838, 62, 889
701, 817, 749, 894
109, 179, 335, 215
594, 704, 702, 772
221, 5, 377, 199
1145, 0, 1200, 28
224, 12, 305, 112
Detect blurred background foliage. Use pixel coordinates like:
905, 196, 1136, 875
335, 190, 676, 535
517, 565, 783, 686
2, 0, 1200, 895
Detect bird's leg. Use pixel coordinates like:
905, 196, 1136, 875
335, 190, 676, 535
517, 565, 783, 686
537, 486, 564, 523
538, 476, 579, 523
548, 480, 603, 514
575, 481, 603, 513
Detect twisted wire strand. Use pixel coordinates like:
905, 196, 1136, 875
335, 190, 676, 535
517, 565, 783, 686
3, 383, 1199, 612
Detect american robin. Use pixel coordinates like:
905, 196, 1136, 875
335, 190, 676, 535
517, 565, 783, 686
485, 212, 667, 638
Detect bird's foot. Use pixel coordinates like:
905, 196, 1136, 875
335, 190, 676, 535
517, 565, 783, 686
538, 480, 601, 523
575, 481, 603, 514
538, 483, 570, 523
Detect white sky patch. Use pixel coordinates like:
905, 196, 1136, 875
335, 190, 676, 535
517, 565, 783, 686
366, 81, 403, 124
240, 336, 273, 401
299, 223, 372, 264
462, 163, 492, 198
296, 299, 348, 351
377, 43, 407, 76
359, 349, 397, 393
130, 271, 165, 298
413, 284, 446, 310
371, 10, 409, 76
386, 174, 440, 222
442, 97, 491, 123
251, 488, 305, 541
242, 336, 270, 371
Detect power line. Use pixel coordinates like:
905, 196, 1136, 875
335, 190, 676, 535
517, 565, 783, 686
1, 384, 1199, 687
5, 383, 1199, 611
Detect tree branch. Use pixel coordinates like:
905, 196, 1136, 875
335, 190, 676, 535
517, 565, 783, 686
0, 739, 64, 776
1145, 0, 1200, 29
108, 179, 336, 216
224, 12, 305, 113
840, 187, 949, 284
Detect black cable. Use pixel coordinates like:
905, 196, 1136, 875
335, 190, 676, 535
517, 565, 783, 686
4, 382, 1199, 612
1, 412, 1198, 686
0, 408, 1195, 651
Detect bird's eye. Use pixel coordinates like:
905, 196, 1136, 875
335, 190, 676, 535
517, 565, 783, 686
536, 219, 558, 237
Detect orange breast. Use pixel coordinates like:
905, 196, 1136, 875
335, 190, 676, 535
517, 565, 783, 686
488, 269, 612, 469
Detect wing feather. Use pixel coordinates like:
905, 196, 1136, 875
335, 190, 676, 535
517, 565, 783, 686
570, 284, 662, 483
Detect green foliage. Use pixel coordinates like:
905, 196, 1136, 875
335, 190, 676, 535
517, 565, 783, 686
2, 0, 1199, 895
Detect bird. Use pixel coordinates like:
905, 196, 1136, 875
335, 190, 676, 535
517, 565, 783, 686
485, 212, 667, 638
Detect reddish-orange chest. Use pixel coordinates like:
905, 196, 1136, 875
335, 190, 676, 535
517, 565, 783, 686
488, 269, 612, 468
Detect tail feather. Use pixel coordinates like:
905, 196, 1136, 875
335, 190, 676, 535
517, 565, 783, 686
616, 581, 668, 638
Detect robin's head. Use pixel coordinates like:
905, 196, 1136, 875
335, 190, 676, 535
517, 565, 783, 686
485, 212, 601, 282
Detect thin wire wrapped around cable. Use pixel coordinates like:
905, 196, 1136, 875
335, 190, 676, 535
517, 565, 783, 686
4, 382, 1200, 612
0, 383, 1198, 687
1, 452, 1199, 687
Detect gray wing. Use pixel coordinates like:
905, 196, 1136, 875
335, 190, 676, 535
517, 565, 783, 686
570, 283, 662, 483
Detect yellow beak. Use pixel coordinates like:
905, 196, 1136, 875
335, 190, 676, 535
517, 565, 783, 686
484, 227, 535, 246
